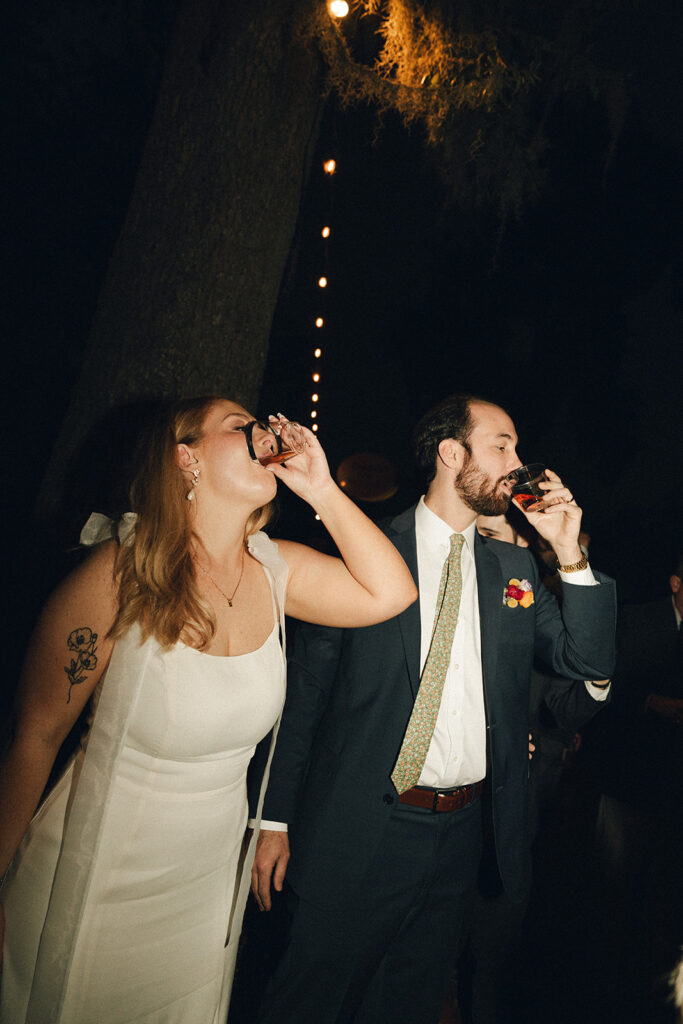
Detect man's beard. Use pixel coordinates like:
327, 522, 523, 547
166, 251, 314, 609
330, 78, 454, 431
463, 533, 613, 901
455, 456, 510, 516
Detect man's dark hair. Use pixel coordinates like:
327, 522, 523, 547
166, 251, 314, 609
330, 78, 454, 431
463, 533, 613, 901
412, 393, 489, 483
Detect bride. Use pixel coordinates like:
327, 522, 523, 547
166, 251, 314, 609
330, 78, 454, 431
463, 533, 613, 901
0, 396, 417, 1024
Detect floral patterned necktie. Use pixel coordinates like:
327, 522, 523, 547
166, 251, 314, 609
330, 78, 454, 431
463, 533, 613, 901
391, 532, 465, 795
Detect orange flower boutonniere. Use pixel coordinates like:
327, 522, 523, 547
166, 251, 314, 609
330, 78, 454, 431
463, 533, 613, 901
503, 578, 534, 609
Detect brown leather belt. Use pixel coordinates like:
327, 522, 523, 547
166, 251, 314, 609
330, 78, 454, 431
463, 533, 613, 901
398, 780, 484, 813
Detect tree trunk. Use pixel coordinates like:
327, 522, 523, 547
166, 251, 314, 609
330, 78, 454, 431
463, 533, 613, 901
37, 0, 324, 528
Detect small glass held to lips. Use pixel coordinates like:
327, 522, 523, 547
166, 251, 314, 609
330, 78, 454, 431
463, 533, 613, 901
238, 418, 306, 466
505, 463, 547, 513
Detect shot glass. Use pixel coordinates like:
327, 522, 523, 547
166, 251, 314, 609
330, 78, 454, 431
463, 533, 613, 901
505, 463, 547, 512
263, 417, 306, 466
238, 417, 306, 466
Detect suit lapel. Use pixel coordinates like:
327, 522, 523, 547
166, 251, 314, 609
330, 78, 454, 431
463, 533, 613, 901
475, 532, 503, 696
388, 508, 422, 696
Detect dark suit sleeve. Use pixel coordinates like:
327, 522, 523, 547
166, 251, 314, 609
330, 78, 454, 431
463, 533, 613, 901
261, 622, 344, 824
542, 676, 610, 733
533, 569, 617, 681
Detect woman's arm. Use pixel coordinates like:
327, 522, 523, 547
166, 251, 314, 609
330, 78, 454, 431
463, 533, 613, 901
266, 419, 417, 626
0, 542, 119, 883
278, 515, 415, 628
266, 422, 417, 628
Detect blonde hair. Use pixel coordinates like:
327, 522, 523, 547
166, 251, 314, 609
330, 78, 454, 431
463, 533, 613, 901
111, 396, 274, 649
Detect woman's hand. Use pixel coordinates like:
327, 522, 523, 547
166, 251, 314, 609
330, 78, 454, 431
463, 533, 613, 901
264, 416, 336, 507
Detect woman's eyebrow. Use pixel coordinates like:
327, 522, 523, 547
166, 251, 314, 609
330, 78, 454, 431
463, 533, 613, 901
221, 412, 250, 424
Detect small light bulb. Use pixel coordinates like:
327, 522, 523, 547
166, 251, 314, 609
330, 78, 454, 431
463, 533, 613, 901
318, 277, 327, 288
328, 1, 349, 18
312, 423, 319, 432
315, 317, 324, 328
310, 410, 317, 419
323, 158, 337, 174
321, 226, 331, 238
315, 513, 321, 521
312, 373, 320, 382
314, 348, 322, 358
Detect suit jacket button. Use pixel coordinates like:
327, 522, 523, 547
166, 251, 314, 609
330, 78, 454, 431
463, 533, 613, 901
383, 793, 394, 804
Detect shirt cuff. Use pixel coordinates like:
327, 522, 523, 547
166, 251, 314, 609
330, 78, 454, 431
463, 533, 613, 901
247, 819, 288, 832
584, 680, 611, 700
558, 565, 597, 586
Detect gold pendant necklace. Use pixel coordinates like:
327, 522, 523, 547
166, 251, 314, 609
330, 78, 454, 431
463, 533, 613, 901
196, 548, 246, 608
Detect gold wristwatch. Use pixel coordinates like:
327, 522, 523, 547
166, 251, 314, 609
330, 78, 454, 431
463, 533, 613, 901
557, 553, 589, 573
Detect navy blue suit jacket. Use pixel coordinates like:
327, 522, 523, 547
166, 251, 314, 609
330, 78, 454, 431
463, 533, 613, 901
262, 505, 616, 908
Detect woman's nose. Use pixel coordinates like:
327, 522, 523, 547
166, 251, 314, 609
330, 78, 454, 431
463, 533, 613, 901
252, 423, 277, 455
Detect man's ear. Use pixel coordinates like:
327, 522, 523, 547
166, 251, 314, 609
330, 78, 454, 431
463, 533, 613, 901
175, 443, 197, 470
437, 438, 466, 472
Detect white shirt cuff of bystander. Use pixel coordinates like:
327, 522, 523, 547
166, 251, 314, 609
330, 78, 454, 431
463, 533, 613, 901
247, 819, 288, 832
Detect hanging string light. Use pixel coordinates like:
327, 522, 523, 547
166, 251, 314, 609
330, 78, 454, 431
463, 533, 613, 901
309, 154, 336, 452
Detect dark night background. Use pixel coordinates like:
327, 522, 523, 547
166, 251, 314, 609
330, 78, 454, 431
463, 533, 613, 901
4, 1, 682, 682
2, 5, 682, 1022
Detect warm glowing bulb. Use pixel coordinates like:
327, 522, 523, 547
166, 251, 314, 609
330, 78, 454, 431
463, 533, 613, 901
315, 317, 324, 327
328, 1, 349, 18
312, 373, 320, 382
312, 394, 319, 402
311, 410, 317, 419
314, 348, 321, 358
321, 226, 331, 238
323, 158, 337, 174
315, 514, 321, 520
318, 277, 327, 288
312, 423, 319, 432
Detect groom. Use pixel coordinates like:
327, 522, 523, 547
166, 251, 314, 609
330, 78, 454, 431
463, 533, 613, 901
252, 394, 616, 1024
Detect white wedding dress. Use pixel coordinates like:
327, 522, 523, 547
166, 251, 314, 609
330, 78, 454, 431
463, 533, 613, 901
1, 530, 286, 1024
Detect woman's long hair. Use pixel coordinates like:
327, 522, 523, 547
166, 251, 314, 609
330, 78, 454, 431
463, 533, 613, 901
110, 396, 274, 649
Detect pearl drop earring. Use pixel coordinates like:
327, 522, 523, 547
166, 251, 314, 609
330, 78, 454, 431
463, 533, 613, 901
186, 460, 200, 501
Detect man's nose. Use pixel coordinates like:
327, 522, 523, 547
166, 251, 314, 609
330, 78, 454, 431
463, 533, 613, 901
507, 452, 522, 474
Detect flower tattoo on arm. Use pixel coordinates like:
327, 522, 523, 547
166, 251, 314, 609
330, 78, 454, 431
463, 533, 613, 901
64, 627, 99, 704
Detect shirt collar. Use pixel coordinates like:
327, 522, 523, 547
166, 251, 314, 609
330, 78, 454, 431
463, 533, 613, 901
415, 495, 477, 557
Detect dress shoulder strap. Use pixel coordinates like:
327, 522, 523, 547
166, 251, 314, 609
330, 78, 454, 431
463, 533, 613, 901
246, 531, 288, 639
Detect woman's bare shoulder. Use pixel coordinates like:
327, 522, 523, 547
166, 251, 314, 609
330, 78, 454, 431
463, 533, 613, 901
41, 540, 120, 625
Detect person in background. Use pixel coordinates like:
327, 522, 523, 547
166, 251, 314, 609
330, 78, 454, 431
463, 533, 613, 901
444, 511, 611, 1024
587, 553, 682, 1022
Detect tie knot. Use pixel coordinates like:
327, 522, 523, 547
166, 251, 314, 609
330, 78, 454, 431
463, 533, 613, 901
450, 533, 465, 557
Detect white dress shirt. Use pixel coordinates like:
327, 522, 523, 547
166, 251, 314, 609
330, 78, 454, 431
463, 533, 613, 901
415, 498, 486, 787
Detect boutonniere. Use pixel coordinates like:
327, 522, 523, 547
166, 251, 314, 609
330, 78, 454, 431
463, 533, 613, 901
503, 578, 534, 609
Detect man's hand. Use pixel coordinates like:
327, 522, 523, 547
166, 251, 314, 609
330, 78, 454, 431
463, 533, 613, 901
251, 829, 290, 911
514, 468, 583, 564
528, 733, 535, 760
